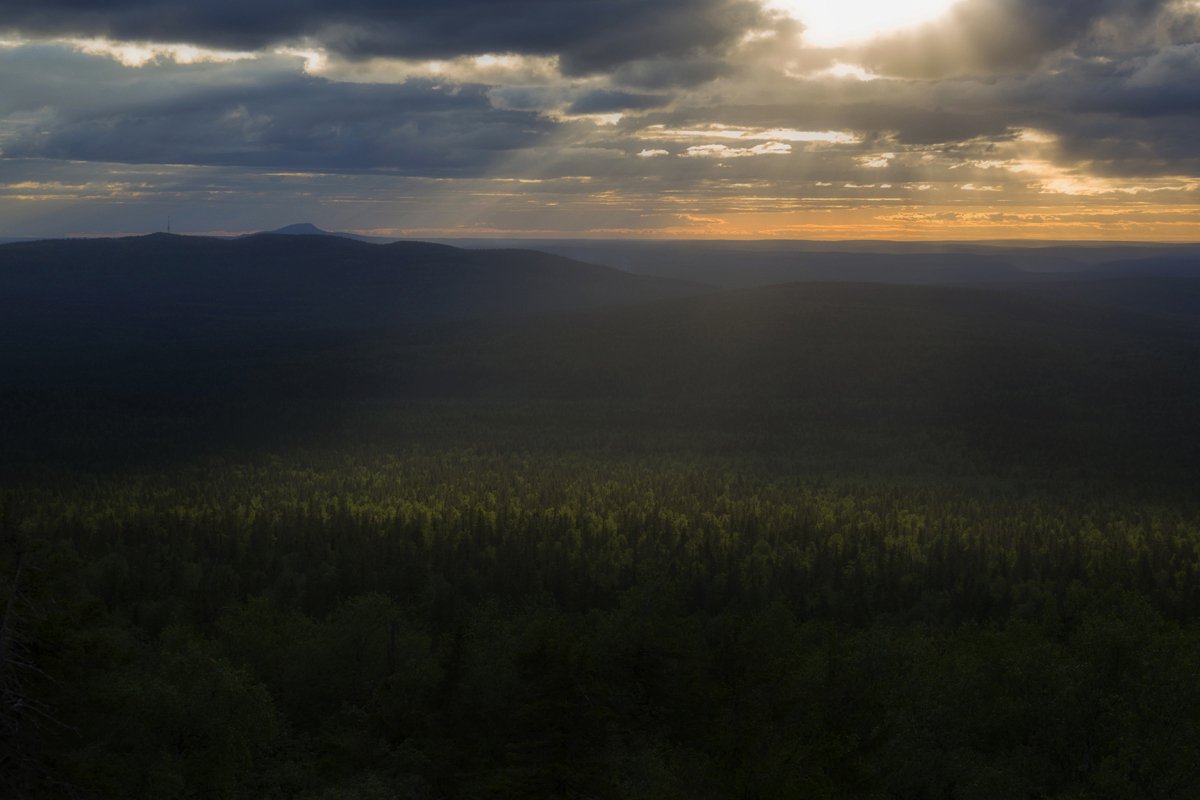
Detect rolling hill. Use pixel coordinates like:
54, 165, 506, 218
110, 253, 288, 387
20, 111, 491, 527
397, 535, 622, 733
0, 232, 703, 332
4, 240, 1198, 485
350, 281, 1200, 477
438, 239, 1200, 288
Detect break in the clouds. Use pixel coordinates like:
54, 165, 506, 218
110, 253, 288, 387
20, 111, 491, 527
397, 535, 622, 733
1, 0, 1198, 239
855, 0, 1172, 77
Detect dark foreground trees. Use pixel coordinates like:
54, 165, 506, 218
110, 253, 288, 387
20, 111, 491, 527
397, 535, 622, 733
3, 450, 1199, 799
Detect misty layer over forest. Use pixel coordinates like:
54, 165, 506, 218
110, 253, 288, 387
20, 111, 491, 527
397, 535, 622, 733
2, 233, 1200, 799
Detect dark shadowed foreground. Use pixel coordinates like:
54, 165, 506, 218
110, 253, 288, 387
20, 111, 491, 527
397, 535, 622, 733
2, 235, 1200, 798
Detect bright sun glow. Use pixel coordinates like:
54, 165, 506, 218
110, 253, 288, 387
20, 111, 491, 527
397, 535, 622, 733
769, 0, 959, 47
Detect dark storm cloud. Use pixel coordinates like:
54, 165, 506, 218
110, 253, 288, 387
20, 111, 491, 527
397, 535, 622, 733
625, 24, 1200, 179
947, 41, 1200, 174
1069, 44, 1200, 117
566, 90, 671, 115
857, 0, 1171, 78
6, 17, 1200, 185
0, 0, 767, 75
609, 55, 734, 89
0, 48, 554, 173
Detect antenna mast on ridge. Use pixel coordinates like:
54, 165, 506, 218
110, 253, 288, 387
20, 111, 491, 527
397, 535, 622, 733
167, 216, 172, 235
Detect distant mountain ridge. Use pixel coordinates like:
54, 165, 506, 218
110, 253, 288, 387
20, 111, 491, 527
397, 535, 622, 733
4, 230, 1199, 344
435, 239, 1200, 288
263, 223, 398, 244
0, 232, 705, 332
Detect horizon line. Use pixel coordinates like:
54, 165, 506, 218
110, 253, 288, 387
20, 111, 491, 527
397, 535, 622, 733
5, 230, 1200, 247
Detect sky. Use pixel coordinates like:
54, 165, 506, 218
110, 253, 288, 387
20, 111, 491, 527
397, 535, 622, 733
1, 0, 1199, 240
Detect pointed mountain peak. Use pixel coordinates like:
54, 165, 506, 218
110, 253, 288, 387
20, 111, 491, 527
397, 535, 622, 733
271, 223, 332, 236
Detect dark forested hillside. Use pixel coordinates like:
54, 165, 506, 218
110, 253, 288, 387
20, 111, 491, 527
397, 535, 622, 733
8, 273, 1197, 486
1014, 277, 1200, 328
2, 239, 1200, 799
441, 238, 1200, 288
0, 233, 702, 330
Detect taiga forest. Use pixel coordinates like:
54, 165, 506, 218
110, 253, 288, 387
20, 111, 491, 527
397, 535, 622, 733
3, 233, 1200, 798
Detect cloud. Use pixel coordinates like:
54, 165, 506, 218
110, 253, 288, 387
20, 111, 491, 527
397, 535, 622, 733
680, 142, 792, 158
1, 2, 1199, 238
0, 47, 554, 174
608, 55, 734, 89
0, 0, 768, 75
566, 89, 671, 114
858, 152, 896, 168
637, 124, 859, 144
7, 21, 1200, 185
856, 0, 1171, 78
